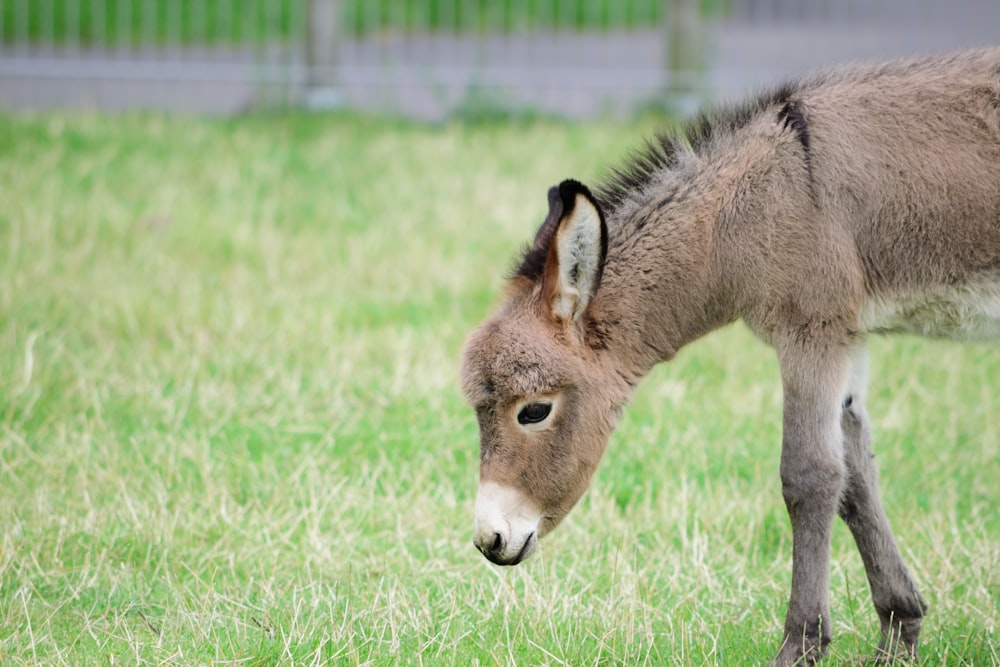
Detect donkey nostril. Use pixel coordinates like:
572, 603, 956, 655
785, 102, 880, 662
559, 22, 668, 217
491, 532, 504, 554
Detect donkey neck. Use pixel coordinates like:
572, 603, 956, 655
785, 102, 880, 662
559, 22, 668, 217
590, 169, 735, 380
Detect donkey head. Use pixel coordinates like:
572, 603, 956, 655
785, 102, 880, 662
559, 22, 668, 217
461, 180, 629, 565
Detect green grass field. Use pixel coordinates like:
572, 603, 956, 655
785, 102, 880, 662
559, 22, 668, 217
0, 111, 997, 666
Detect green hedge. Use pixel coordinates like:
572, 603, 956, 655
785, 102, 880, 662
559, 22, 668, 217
3, 0, 727, 45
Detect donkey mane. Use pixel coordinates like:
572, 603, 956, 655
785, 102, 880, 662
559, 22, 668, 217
513, 81, 805, 283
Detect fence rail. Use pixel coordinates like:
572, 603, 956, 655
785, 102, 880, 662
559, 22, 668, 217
1, 0, 997, 117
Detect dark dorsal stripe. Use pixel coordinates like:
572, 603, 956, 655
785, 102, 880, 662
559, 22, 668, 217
777, 97, 815, 192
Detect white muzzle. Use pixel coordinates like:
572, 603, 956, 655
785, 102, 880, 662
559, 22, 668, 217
472, 481, 542, 565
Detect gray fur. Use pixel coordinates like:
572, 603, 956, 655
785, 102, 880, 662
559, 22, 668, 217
461, 48, 1000, 664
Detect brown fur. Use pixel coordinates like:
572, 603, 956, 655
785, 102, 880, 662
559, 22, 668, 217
462, 48, 1000, 664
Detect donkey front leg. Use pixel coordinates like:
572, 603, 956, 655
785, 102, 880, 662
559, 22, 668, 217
772, 345, 849, 666
838, 346, 928, 662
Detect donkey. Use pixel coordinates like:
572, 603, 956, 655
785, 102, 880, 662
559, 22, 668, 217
460, 48, 1000, 664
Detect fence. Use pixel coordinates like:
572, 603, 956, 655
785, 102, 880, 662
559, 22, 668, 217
1, 1, 997, 118
0, 0, 306, 112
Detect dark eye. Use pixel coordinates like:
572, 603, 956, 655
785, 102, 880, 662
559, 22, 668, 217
517, 402, 552, 425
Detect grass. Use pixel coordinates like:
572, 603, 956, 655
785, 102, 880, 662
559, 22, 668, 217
0, 110, 998, 666
1, 0, 728, 45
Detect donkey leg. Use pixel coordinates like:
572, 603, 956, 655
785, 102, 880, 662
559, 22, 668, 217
772, 345, 849, 666
837, 346, 928, 662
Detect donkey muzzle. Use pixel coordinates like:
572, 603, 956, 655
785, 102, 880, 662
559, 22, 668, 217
473, 481, 542, 566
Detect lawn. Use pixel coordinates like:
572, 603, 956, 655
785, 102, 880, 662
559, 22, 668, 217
0, 111, 997, 666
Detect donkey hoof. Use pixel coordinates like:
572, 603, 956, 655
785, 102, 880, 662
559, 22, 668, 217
770, 635, 827, 666
873, 639, 919, 665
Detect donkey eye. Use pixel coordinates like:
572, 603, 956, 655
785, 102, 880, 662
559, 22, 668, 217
517, 402, 552, 425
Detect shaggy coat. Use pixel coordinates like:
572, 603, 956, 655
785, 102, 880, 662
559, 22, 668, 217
461, 48, 1000, 665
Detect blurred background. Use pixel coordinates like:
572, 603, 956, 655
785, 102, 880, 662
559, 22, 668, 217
1, 0, 997, 120
3, 6, 999, 664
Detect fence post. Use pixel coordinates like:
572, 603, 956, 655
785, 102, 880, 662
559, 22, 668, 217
664, 0, 704, 114
304, 0, 342, 109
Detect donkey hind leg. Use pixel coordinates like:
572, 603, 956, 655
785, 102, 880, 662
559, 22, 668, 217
771, 345, 850, 667
838, 347, 928, 662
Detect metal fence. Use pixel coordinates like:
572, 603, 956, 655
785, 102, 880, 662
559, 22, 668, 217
0, 0, 306, 112
0, 0, 997, 118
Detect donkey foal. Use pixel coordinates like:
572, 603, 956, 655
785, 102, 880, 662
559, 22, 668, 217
461, 48, 1000, 664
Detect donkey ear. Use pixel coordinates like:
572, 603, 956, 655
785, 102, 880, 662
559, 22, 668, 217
543, 179, 608, 322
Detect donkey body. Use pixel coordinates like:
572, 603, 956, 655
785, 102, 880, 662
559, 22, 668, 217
461, 48, 1000, 664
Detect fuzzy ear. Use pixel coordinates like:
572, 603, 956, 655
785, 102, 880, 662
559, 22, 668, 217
543, 180, 608, 322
